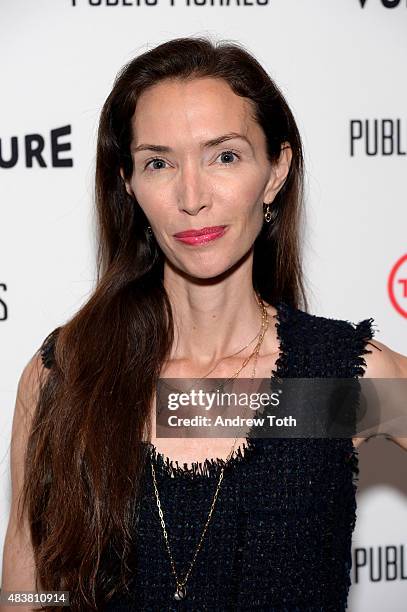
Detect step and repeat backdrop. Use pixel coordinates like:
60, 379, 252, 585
0, 0, 406, 609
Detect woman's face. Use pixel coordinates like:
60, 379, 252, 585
121, 77, 291, 279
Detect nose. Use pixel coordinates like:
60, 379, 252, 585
176, 162, 210, 216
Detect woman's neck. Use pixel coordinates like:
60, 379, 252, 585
164, 275, 269, 368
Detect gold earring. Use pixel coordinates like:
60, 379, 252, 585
264, 202, 272, 223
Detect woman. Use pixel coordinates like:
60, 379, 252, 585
2, 36, 406, 611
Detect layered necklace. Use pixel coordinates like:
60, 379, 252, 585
150, 292, 269, 601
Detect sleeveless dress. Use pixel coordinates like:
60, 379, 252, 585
39, 300, 377, 612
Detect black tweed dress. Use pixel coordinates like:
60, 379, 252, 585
40, 300, 376, 611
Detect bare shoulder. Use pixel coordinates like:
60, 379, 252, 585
363, 339, 407, 378
11, 351, 52, 445
354, 340, 407, 451
16, 351, 50, 416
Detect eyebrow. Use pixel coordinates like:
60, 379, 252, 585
131, 132, 253, 154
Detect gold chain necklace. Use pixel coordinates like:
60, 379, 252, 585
160, 307, 264, 395
157, 292, 266, 410
150, 293, 269, 601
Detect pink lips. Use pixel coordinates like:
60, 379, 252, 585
173, 225, 228, 245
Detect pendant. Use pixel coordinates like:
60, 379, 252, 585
174, 585, 186, 600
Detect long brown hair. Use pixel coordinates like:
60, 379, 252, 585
19, 36, 307, 610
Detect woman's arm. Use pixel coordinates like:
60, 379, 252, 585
362, 340, 407, 451
1, 353, 47, 610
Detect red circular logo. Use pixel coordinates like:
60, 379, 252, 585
388, 254, 407, 319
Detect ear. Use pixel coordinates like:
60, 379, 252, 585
263, 142, 292, 203
120, 167, 134, 197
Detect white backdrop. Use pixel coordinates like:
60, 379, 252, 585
1, 0, 406, 609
